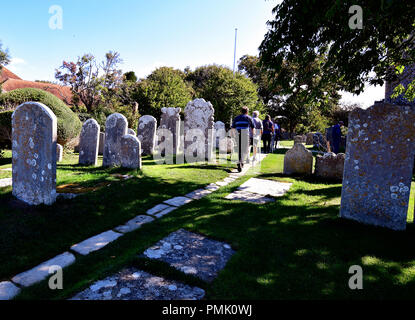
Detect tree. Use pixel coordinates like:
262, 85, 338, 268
134, 67, 193, 119
259, 0, 415, 100
0, 41, 11, 92
124, 71, 137, 83
55, 51, 123, 112
186, 65, 263, 123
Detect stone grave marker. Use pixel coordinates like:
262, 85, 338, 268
137, 115, 157, 155
314, 152, 345, 180
79, 119, 100, 166
103, 113, 128, 167
120, 134, 142, 169
283, 143, 313, 175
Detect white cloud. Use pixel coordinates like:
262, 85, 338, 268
9, 57, 26, 66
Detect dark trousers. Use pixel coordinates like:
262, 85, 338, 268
262, 133, 272, 153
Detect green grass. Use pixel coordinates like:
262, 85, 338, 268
3, 148, 415, 300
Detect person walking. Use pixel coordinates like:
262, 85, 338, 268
332, 121, 344, 153
251, 111, 263, 161
262, 115, 274, 154
231, 106, 254, 172
273, 119, 280, 150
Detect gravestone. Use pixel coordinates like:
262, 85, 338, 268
128, 128, 136, 136
293, 135, 304, 145
137, 115, 157, 155
159, 107, 181, 155
325, 127, 334, 151
184, 98, 215, 161
283, 143, 313, 175
340, 103, 415, 230
314, 152, 345, 180
313, 132, 328, 152
56, 143, 63, 162
214, 121, 225, 149
12, 102, 57, 205
103, 113, 128, 167
79, 119, 100, 166
98, 132, 105, 155
306, 132, 314, 145
121, 134, 142, 169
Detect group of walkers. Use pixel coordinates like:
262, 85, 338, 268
231, 106, 280, 172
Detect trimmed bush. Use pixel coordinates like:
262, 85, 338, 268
0, 88, 82, 145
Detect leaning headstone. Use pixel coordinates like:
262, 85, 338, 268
159, 107, 181, 155
306, 132, 314, 145
121, 134, 142, 169
184, 98, 215, 161
103, 113, 128, 167
56, 143, 63, 162
79, 119, 100, 166
340, 103, 415, 231
283, 143, 313, 175
137, 115, 157, 155
314, 152, 345, 180
98, 132, 105, 155
12, 102, 57, 205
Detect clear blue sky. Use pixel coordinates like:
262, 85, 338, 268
1, 0, 383, 107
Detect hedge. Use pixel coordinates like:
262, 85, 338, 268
0, 88, 82, 145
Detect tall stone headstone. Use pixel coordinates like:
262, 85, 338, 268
184, 98, 215, 162
56, 143, 63, 162
159, 107, 181, 155
340, 103, 415, 230
103, 113, 128, 167
214, 121, 225, 149
12, 102, 57, 205
314, 152, 345, 180
283, 143, 313, 175
137, 115, 157, 156
121, 134, 142, 169
98, 132, 105, 155
79, 119, 100, 166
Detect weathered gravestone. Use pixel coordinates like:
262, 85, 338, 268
56, 143, 63, 162
98, 132, 105, 155
184, 98, 215, 162
137, 115, 157, 155
79, 119, 100, 166
325, 127, 334, 151
214, 121, 226, 149
121, 134, 141, 169
313, 132, 328, 152
12, 102, 57, 205
306, 132, 314, 145
314, 152, 345, 180
103, 113, 128, 167
159, 107, 181, 155
283, 143, 313, 175
340, 103, 415, 230
128, 128, 136, 136
294, 135, 304, 145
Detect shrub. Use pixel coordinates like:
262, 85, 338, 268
0, 88, 82, 145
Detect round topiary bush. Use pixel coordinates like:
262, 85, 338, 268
0, 88, 82, 145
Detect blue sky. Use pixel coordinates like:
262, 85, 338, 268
1, 0, 383, 107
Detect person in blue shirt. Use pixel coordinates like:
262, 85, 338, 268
262, 115, 274, 154
332, 121, 344, 153
232, 106, 254, 172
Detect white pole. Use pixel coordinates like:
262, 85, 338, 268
233, 28, 238, 75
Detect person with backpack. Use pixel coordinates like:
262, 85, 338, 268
231, 106, 255, 172
262, 115, 274, 154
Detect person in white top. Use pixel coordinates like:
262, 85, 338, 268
251, 111, 263, 161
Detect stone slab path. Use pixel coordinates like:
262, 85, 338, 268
71, 268, 205, 300
3, 153, 268, 299
0, 178, 12, 188
143, 229, 235, 282
225, 190, 275, 204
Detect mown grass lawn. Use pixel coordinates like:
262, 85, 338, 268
2, 147, 415, 300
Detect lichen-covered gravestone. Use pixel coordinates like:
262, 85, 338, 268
314, 152, 345, 180
283, 143, 313, 175
137, 115, 157, 155
184, 98, 215, 162
79, 119, 100, 166
12, 102, 57, 205
121, 134, 142, 169
159, 107, 181, 155
340, 103, 415, 230
103, 113, 128, 167
56, 143, 63, 162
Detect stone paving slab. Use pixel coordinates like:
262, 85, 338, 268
154, 206, 177, 218
0, 168, 12, 171
225, 190, 275, 204
205, 183, 220, 191
0, 178, 12, 188
143, 229, 235, 282
12, 252, 75, 287
146, 204, 172, 216
0, 281, 21, 300
185, 189, 213, 200
237, 178, 292, 197
70, 230, 123, 255
71, 268, 205, 300
163, 196, 193, 207
115, 215, 155, 233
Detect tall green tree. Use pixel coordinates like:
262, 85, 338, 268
134, 67, 193, 119
259, 0, 415, 100
186, 65, 263, 123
